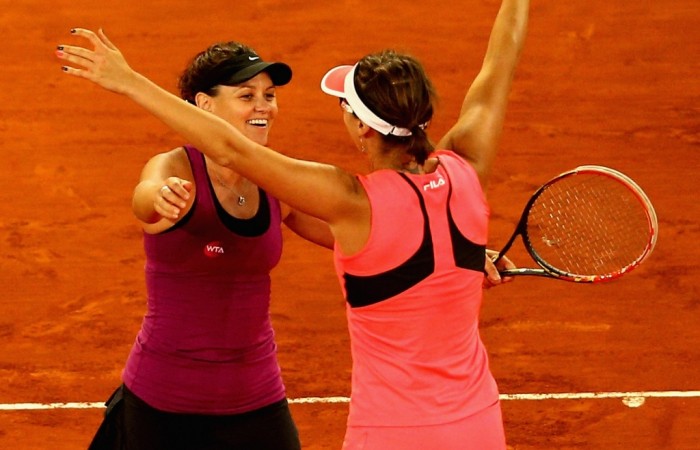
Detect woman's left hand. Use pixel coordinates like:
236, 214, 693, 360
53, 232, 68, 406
56, 28, 138, 96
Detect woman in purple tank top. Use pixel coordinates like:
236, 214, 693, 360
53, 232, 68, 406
82, 42, 333, 450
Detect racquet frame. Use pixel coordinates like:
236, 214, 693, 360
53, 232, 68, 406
494, 165, 658, 283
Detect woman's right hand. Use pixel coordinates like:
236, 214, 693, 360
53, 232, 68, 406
483, 249, 515, 289
154, 177, 193, 221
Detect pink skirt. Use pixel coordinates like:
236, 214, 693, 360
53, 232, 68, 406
342, 401, 506, 450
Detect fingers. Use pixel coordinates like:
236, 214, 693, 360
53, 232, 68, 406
97, 28, 118, 51
494, 253, 516, 284
70, 28, 103, 46
165, 179, 191, 205
496, 253, 516, 270
56, 29, 103, 76
56, 28, 113, 69
180, 179, 194, 192
57, 28, 102, 56
157, 179, 191, 220
157, 185, 181, 220
482, 255, 502, 289
483, 249, 517, 289
56, 44, 95, 68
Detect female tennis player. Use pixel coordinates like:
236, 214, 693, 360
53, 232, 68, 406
82, 42, 333, 450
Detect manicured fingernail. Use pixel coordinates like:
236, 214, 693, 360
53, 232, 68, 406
57, 45, 64, 50
62, 66, 68, 72
70, 28, 76, 34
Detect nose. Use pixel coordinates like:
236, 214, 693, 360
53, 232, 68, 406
253, 95, 272, 112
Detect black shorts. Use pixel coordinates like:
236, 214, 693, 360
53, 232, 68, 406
88, 384, 301, 450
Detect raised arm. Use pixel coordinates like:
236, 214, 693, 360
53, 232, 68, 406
437, 0, 529, 188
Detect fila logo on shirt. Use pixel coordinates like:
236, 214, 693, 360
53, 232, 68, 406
204, 241, 225, 258
423, 177, 446, 191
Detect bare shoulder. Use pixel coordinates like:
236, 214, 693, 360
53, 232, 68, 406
142, 146, 193, 177
159, 146, 190, 166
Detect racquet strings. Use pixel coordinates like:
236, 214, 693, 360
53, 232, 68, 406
526, 172, 653, 277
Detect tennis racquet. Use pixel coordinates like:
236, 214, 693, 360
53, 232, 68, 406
493, 165, 658, 283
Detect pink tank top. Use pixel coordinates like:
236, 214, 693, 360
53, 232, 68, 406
334, 150, 499, 426
123, 146, 286, 414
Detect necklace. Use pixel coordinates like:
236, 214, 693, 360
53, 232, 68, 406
212, 169, 248, 206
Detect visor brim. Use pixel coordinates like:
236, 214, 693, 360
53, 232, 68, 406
320, 65, 353, 97
228, 61, 292, 86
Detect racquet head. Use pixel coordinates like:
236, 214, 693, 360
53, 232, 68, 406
513, 165, 658, 282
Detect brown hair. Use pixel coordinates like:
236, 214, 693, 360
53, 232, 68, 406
354, 50, 437, 164
178, 42, 257, 104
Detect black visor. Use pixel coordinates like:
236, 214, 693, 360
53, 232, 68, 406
211, 52, 292, 88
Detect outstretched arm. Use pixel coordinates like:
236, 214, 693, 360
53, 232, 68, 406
437, 0, 529, 188
56, 29, 364, 229
57, 29, 270, 174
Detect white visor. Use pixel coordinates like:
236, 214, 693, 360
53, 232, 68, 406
320, 64, 413, 137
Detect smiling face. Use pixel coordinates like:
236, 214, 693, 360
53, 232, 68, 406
196, 72, 279, 145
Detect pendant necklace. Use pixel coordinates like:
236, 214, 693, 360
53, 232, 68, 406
213, 169, 248, 206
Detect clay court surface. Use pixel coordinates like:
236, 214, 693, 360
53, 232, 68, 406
2, 0, 699, 448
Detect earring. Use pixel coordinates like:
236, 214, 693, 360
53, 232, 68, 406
359, 137, 366, 153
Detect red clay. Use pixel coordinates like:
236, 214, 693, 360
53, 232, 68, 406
2, 0, 698, 448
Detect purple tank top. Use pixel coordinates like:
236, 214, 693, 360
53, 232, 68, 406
122, 146, 285, 414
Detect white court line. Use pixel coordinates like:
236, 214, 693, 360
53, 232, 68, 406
498, 391, 700, 401
1, 390, 699, 411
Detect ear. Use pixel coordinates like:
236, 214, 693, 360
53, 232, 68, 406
194, 92, 212, 111
357, 120, 373, 139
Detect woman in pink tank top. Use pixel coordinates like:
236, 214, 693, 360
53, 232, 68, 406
58, 0, 529, 448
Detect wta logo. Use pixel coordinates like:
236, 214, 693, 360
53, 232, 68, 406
204, 241, 225, 258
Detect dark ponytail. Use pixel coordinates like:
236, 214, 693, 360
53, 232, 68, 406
354, 50, 436, 164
